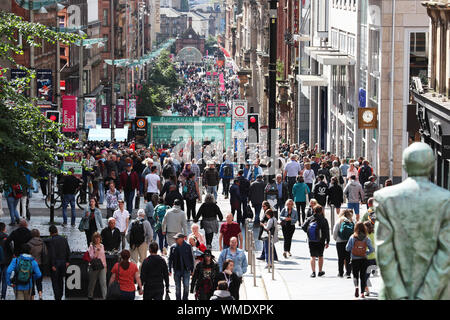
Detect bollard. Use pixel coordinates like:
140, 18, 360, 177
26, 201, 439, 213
267, 231, 271, 273
271, 230, 275, 280
330, 205, 335, 227
252, 232, 256, 287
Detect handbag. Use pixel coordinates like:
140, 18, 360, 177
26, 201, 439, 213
107, 265, 121, 300
82, 250, 91, 262
339, 175, 344, 185
78, 215, 90, 232
246, 205, 254, 219
90, 258, 104, 271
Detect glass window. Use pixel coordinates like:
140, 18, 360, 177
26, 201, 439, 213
369, 75, 379, 102
331, 29, 338, 49
370, 29, 380, 73
339, 32, 346, 52
103, 9, 108, 26
348, 35, 355, 56
317, 0, 328, 34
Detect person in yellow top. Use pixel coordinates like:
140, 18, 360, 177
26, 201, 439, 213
363, 220, 376, 297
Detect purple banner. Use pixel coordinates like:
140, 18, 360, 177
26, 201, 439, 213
101, 105, 110, 128
116, 99, 125, 128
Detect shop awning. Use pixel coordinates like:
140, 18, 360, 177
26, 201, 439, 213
296, 75, 328, 86
316, 53, 356, 65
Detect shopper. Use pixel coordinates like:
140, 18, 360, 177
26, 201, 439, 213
343, 175, 364, 221
194, 194, 223, 249
168, 233, 194, 300
153, 197, 170, 255
87, 232, 107, 300
292, 175, 310, 225
327, 176, 344, 215
345, 222, 374, 299
83, 198, 104, 248
248, 175, 266, 226
279, 199, 298, 258
109, 249, 143, 300
183, 172, 200, 221
27, 229, 47, 300
363, 220, 377, 297
126, 209, 153, 270
113, 200, 130, 250
105, 181, 122, 219
210, 280, 234, 300
218, 213, 243, 251
190, 250, 219, 300
140, 242, 170, 300
162, 199, 189, 247
61, 169, 82, 227
101, 217, 121, 252
332, 209, 354, 278
260, 209, 278, 268
214, 259, 240, 300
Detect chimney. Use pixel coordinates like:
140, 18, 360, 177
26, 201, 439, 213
188, 16, 192, 28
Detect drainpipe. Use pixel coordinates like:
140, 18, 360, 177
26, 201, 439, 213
388, 0, 396, 179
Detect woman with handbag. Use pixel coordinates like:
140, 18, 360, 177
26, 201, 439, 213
87, 232, 107, 300
259, 209, 278, 269
109, 250, 143, 300
83, 198, 104, 248
279, 199, 298, 259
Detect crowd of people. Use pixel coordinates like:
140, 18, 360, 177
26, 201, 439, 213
170, 61, 240, 117
0, 131, 390, 300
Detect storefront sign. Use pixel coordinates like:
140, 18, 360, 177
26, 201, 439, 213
62, 96, 77, 132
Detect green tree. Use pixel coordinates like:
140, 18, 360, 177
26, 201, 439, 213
136, 50, 182, 116
205, 35, 218, 56
0, 11, 80, 191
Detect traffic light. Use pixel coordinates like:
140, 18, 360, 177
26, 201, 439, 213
45, 110, 60, 123
247, 114, 259, 144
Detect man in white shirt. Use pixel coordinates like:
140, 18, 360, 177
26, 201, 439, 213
144, 165, 161, 202
284, 154, 301, 198
113, 200, 130, 250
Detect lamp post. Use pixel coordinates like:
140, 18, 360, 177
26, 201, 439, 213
111, 0, 116, 141
268, 0, 278, 181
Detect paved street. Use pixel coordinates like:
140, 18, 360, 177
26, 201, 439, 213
0, 184, 382, 300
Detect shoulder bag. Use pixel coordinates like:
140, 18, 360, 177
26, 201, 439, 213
106, 264, 121, 300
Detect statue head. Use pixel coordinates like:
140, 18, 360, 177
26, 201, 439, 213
402, 142, 435, 177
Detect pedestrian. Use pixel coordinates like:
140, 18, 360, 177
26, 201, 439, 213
113, 199, 130, 250
332, 209, 354, 278
183, 172, 200, 221
189, 223, 205, 246
217, 237, 247, 300
101, 217, 121, 252
219, 155, 234, 199
260, 209, 278, 268
327, 176, 344, 215
168, 233, 194, 300
363, 220, 377, 297
361, 198, 376, 223
27, 229, 47, 300
140, 242, 170, 300
94, 159, 107, 205
153, 197, 169, 255
358, 160, 373, 186
105, 181, 122, 219
312, 174, 328, 207
301, 205, 330, 277
161, 175, 177, 198
248, 175, 265, 226
257, 201, 279, 261
144, 165, 161, 201
346, 162, 358, 181
109, 249, 143, 300
144, 194, 157, 241
126, 209, 153, 270
210, 280, 234, 300
284, 154, 302, 199
246, 159, 263, 182
345, 222, 374, 299
329, 160, 344, 186
292, 175, 310, 225
218, 213, 243, 251
279, 199, 298, 258
343, 175, 365, 221
194, 194, 223, 249
162, 199, 189, 247
6, 243, 42, 300
302, 162, 315, 198
363, 176, 379, 208
3, 183, 22, 226
203, 161, 220, 200
119, 163, 140, 214
165, 184, 185, 210
83, 198, 104, 247
229, 179, 243, 223
45, 225, 70, 300
87, 232, 107, 300
5, 219, 32, 259
214, 260, 240, 300
61, 168, 82, 227
190, 249, 219, 300
0, 222, 8, 300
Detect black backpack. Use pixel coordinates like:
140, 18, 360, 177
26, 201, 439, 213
359, 166, 371, 183
223, 164, 233, 177
129, 220, 145, 248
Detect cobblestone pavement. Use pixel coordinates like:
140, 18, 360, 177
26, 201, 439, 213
0, 185, 382, 300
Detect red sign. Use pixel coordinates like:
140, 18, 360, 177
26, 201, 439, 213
62, 96, 77, 132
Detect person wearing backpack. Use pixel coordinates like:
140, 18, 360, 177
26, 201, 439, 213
301, 205, 330, 277
332, 209, 354, 278
0, 223, 9, 300
27, 229, 48, 300
345, 222, 374, 299
6, 243, 42, 300
153, 197, 170, 255
162, 158, 176, 182
126, 209, 153, 271
219, 156, 234, 199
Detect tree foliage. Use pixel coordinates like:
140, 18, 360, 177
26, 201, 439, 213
136, 50, 182, 116
205, 35, 218, 56
0, 11, 81, 191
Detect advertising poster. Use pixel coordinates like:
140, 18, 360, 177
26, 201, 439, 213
101, 105, 110, 128
36, 69, 53, 102
206, 103, 216, 117
218, 103, 228, 117
128, 99, 136, 119
116, 99, 125, 128
62, 96, 77, 132
84, 97, 97, 129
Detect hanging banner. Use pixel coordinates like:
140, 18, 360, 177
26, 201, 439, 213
101, 105, 110, 128
116, 99, 125, 128
128, 99, 136, 119
62, 96, 77, 132
219, 73, 224, 83
206, 103, 216, 117
84, 97, 97, 129
36, 69, 52, 102
218, 103, 228, 117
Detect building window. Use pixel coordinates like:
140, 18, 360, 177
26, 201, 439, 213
370, 29, 380, 73
369, 75, 379, 102
316, 0, 328, 35
339, 32, 346, 53
347, 35, 355, 57
103, 9, 108, 26
331, 29, 338, 49
102, 35, 109, 52
103, 63, 108, 79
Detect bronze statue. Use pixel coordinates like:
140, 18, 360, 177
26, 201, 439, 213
374, 142, 449, 300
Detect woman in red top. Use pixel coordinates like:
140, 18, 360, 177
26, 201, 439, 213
109, 250, 143, 300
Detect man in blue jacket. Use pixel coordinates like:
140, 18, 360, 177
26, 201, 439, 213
6, 243, 42, 300
168, 233, 194, 300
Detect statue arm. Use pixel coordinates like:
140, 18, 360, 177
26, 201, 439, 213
375, 203, 409, 299
416, 205, 450, 300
